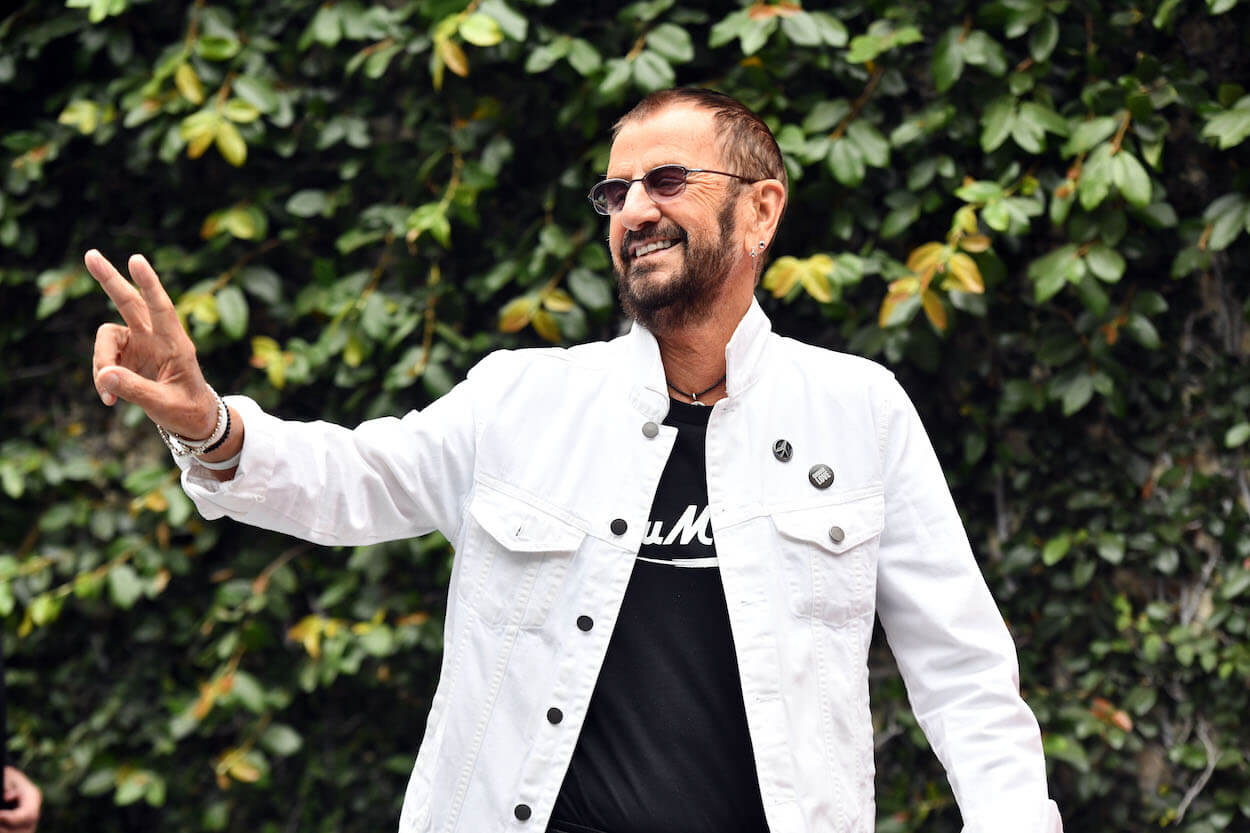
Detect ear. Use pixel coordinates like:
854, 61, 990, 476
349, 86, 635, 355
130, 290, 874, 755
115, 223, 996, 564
749, 178, 786, 250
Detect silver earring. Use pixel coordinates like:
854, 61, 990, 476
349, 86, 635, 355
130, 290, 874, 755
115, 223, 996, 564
759, 241, 766, 248
750, 249, 757, 259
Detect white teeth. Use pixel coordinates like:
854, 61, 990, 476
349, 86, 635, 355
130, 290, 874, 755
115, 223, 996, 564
633, 239, 678, 258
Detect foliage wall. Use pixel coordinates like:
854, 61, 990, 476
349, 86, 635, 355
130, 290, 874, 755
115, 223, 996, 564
2, 0, 1248, 830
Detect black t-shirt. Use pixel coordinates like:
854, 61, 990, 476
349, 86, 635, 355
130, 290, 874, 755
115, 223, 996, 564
550, 400, 770, 833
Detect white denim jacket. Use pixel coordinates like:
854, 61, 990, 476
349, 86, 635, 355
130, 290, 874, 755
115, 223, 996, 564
179, 299, 1063, 833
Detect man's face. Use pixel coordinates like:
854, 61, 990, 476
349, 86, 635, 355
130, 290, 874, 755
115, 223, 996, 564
605, 105, 745, 332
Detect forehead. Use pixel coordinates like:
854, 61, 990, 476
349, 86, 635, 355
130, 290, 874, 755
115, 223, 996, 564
607, 104, 722, 176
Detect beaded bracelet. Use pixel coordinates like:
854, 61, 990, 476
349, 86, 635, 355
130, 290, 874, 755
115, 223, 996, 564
156, 388, 228, 457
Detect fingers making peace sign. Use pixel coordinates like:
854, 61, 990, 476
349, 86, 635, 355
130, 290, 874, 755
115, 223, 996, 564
86, 250, 220, 441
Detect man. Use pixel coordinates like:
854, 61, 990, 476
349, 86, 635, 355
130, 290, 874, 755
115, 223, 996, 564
88, 89, 1064, 833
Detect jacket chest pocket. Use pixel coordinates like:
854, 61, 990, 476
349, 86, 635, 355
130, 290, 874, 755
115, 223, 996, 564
455, 484, 587, 629
770, 490, 884, 626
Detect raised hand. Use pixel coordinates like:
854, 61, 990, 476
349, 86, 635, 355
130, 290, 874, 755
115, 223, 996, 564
86, 249, 219, 440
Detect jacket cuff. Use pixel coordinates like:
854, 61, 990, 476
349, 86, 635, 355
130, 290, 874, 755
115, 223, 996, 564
178, 395, 276, 519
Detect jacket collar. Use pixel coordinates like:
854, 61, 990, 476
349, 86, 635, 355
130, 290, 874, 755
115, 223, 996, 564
624, 296, 773, 418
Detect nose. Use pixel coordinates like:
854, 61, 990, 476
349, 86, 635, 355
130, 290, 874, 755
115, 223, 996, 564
616, 179, 662, 231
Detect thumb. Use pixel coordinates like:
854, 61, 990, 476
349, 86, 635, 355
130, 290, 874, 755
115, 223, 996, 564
97, 365, 166, 411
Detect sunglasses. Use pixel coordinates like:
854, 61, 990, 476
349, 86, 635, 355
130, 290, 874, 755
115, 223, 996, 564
587, 164, 757, 215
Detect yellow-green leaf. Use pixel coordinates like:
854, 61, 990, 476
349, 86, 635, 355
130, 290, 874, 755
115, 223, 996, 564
222, 98, 261, 124
945, 252, 985, 293
438, 37, 470, 78
543, 289, 575, 312
763, 256, 801, 297
58, 100, 100, 134
215, 119, 247, 166
921, 289, 948, 332
174, 63, 204, 105
797, 262, 833, 303
906, 242, 944, 275
459, 13, 504, 47
532, 309, 561, 342
954, 204, 979, 233
499, 295, 537, 332
959, 233, 991, 253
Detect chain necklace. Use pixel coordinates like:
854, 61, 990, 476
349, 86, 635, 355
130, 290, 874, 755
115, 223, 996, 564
666, 373, 727, 405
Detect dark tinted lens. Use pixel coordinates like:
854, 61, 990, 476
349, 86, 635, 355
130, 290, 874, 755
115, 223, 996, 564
645, 165, 688, 197
592, 180, 628, 212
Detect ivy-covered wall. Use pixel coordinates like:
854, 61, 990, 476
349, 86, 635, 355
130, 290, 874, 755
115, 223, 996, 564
2, 0, 1248, 830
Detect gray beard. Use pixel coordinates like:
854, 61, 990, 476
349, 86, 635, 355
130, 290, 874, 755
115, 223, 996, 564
615, 200, 738, 334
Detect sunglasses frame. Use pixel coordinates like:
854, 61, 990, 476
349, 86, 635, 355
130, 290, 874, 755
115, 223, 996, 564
587, 164, 757, 215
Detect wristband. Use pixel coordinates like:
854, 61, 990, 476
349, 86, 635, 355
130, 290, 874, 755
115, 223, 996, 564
195, 449, 242, 471
157, 387, 228, 457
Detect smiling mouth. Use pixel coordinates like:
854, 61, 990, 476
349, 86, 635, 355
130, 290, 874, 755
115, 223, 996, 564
629, 238, 681, 260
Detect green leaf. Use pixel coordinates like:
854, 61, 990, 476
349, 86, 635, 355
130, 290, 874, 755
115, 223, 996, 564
802, 99, 850, 133
1096, 532, 1126, 564
780, 12, 822, 47
845, 120, 889, 167
286, 189, 329, 218
1029, 14, 1059, 62
459, 13, 503, 47
955, 181, 1004, 204
1204, 193, 1248, 251
196, 35, 241, 62
81, 769, 116, 797
567, 39, 601, 75
1078, 144, 1114, 210
568, 268, 613, 311
230, 670, 266, 712
1085, 243, 1126, 282
809, 11, 848, 46
709, 10, 749, 48
407, 202, 451, 247
739, 18, 777, 56
1044, 734, 1091, 773
216, 286, 248, 339
1061, 374, 1094, 415
480, 0, 528, 41
646, 23, 693, 63
598, 58, 632, 95
1201, 100, 1250, 149
524, 41, 567, 74
1043, 532, 1072, 565
1224, 422, 1250, 448
632, 51, 674, 92
827, 138, 865, 186
260, 724, 304, 757
980, 96, 1015, 152
932, 28, 964, 93
1029, 244, 1080, 302
232, 75, 279, 114
115, 772, 148, 806
961, 31, 1006, 75
1062, 116, 1118, 156
1112, 152, 1151, 207
1125, 314, 1161, 349
108, 564, 143, 609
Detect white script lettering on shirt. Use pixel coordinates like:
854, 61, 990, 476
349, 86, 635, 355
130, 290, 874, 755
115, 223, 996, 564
642, 504, 714, 547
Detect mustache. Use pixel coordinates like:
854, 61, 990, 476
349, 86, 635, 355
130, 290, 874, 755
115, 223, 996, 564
620, 224, 688, 263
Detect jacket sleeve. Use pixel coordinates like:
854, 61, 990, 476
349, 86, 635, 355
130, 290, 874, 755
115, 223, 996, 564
176, 364, 483, 547
873, 376, 1063, 833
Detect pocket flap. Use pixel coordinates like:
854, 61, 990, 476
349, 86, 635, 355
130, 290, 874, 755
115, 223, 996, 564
771, 492, 885, 554
467, 485, 586, 553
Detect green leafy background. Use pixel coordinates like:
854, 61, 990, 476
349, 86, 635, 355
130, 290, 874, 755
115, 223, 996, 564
2, 0, 1248, 830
